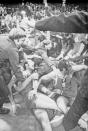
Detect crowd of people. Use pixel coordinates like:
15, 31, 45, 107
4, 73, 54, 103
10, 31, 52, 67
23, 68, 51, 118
0, 2, 88, 131
0, 2, 88, 34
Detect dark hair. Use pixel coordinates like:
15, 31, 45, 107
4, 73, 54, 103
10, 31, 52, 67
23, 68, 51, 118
57, 60, 70, 71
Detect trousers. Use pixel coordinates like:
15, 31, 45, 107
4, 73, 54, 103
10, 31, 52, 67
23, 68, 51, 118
0, 65, 12, 107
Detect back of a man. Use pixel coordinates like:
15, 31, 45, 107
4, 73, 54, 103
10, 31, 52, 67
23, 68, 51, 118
0, 35, 14, 114
0, 28, 27, 114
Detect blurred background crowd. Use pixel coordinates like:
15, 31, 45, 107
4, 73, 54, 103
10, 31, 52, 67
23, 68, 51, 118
0, 2, 88, 34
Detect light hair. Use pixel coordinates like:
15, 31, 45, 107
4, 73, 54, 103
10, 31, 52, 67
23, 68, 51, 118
9, 28, 26, 40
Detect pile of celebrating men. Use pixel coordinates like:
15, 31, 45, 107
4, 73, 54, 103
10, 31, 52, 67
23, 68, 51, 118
0, 4, 88, 131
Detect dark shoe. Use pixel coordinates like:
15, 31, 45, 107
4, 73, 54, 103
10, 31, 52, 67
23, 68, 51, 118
0, 107, 10, 114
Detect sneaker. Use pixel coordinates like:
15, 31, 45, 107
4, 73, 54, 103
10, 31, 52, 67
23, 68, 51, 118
0, 107, 10, 114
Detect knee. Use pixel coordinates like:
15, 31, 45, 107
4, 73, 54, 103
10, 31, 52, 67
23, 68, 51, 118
33, 109, 52, 131
56, 96, 68, 105
40, 110, 49, 123
40, 111, 51, 129
56, 96, 69, 113
34, 109, 49, 122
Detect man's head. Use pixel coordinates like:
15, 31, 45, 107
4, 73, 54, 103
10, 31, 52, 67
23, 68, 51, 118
38, 34, 46, 42
9, 28, 26, 39
57, 60, 70, 76
9, 28, 26, 46
43, 39, 52, 50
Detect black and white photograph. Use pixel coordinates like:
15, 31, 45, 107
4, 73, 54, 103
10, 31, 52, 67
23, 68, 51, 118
0, 0, 88, 131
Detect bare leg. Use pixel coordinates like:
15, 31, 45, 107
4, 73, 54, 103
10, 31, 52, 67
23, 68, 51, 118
56, 96, 69, 114
33, 108, 52, 131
